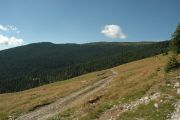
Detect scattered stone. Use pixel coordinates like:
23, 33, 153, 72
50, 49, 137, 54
169, 100, 180, 120
177, 89, 180, 94
154, 103, 159, 109
99, 92, 161, 120
175, 76, 180, 79
174, 83, 180, 88
8, 115, 13, 120
144, 96, 149, 100
150, 92, 160, 100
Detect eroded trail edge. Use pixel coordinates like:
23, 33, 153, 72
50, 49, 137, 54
16, 70, 117, 120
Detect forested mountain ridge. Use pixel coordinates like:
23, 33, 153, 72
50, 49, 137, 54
0, 41, 169, 93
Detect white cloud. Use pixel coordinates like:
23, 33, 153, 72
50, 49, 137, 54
0, 34, 24, 46
0, 24, 18, 32
101, 25, 127, 39
0, 25, 8, 31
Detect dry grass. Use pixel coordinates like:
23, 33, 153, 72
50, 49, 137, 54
53, 54, 179, 120
81, 54, 180, 120
88, 54, 168, 103
0, 70, 111, 119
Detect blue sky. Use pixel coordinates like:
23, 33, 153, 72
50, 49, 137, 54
0, 0, 180, 49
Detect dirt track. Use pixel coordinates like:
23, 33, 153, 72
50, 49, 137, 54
16, 70, 117, 120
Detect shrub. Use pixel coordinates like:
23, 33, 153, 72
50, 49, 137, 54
164, 55, 179, 72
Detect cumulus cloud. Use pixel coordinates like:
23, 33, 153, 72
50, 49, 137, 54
0, 24, 18, 31
101, 25, 127, 39
0, 34, 24, 46
0, 24, 23, 47
0, 25, 8, 31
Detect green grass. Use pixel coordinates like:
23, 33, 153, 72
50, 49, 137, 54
0, 112, 8, 120
118, 101, 175, 120
80, 101, 115, 120
121, 84, 152, 103
159, 85, 173, 94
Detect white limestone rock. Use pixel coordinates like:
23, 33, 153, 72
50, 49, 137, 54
177, 89, 180, 94
174, 83, 180, 88
154, 103, 159, 109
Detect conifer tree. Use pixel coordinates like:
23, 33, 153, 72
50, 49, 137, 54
171, 23, 180, 54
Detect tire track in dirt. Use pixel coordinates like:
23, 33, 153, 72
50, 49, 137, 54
15, 70, 117, 120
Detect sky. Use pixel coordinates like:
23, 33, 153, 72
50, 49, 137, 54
0, 0, 180, 50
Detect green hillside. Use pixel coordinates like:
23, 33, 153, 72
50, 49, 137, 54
0, 41, 169, 93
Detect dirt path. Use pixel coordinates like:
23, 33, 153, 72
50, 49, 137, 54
15, 70, 117, 120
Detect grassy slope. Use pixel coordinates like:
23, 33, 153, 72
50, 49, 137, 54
1, 53, 179, 120
51, 54, 180, 120
0, 70, 111, 119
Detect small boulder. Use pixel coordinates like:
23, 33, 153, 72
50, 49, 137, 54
8, 115, 13, 120
144, 96, 149, 100
175, 76, 180, 79
177, 89, 180, 94
174, 82, 180, 88
154, 103, 159, 109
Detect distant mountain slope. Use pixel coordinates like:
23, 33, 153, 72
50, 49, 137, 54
0, 41, 169, 93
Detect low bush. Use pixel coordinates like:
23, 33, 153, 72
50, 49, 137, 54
164, 55, 179, 72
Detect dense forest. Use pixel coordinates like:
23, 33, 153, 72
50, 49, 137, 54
0, 41, 169, 93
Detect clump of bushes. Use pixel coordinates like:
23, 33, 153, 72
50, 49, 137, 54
164, 23, 180, 72
164, 55, 179, 72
